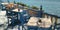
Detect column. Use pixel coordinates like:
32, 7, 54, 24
53, 17, 58, 30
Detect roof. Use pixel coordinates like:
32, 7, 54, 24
12, 8, 23, 12
1, 3, 8, 5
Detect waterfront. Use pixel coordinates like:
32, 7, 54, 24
0, 0, 60, 30
2, 0, 60, 16
1, 0, 60, 16
19, 0, 60, 16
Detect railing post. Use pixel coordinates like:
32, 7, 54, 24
53, 17, 57, 30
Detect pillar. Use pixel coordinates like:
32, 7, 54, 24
53, 17, 58, 30
51, 16, 53, 23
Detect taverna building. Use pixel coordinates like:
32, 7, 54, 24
4, 4, 60, 30
27, 5, 60, 30
28, 5, 60, 25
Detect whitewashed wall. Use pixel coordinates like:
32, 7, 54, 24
57, 18, 60, 23
44, 14, 48, 18
44, 14, 57, 24
0, 11, 7, 25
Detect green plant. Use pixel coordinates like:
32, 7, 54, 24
16, 2, 20, 5
20, 3, 27, 6
31, 6, 39, 10
16, 2, 29, 7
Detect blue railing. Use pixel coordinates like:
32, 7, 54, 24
6, 9, 53, 30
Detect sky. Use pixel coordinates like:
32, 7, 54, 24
1, 0, 19, 2
1, 0, 60, 3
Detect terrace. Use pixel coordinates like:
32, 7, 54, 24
0, 2, 60, 30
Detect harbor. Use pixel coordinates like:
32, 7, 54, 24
0, 0, 60, 30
